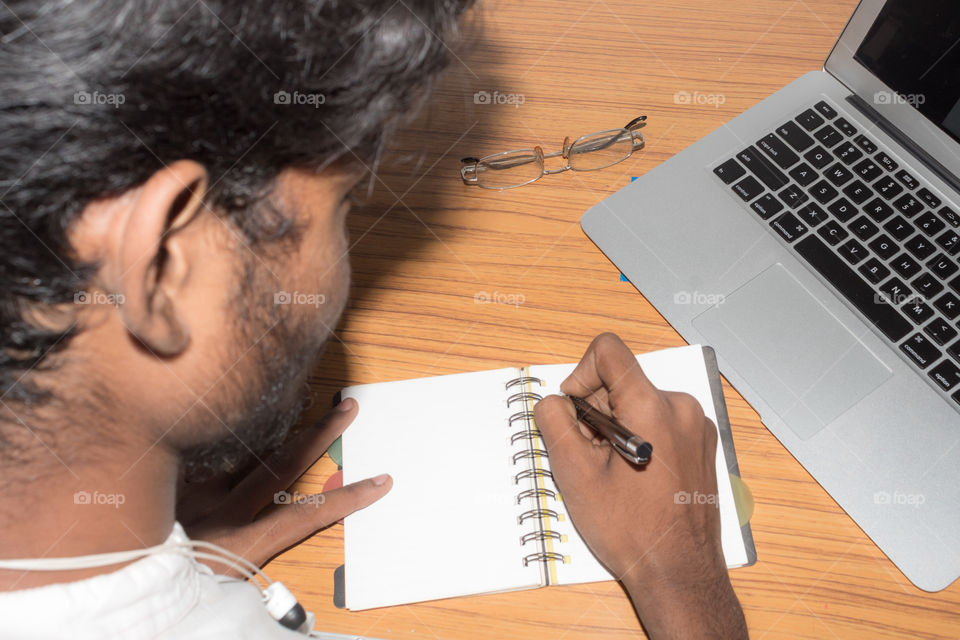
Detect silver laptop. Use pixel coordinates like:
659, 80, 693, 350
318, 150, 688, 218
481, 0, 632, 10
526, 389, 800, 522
581, 0, 960, 591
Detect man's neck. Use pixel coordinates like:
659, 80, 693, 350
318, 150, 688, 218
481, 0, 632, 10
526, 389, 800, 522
0, 440, 178, 591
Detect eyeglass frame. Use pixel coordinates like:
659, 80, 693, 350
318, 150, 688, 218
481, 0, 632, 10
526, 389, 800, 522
460, 115, 647, 189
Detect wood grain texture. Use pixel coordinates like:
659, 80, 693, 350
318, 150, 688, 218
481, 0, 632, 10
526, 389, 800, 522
266, 1, 960, 637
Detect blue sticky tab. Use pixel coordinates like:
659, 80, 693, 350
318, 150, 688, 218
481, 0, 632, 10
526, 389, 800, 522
631, 176, 639, 182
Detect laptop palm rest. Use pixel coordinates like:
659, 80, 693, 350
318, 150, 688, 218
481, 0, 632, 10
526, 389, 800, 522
692, 264, 893, 440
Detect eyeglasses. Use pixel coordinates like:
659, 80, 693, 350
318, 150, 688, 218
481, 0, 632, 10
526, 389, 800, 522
460, 116, 646, 190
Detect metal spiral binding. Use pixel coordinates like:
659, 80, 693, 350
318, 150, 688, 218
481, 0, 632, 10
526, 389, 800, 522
518, 508, 559, 525
521, 530, 563, 545
512, 448, 549, 464
505, 376, 543, 390
508, 372, 567, 572
515, 488, 555, 504
508, 410, 536, 427
506, 391, 543, 407
513, 468, 552, 484
523, 552, 565, 567
510, 429, 541, 445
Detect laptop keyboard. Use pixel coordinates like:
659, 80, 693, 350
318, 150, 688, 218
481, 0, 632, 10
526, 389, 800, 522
712, 99, 960, 409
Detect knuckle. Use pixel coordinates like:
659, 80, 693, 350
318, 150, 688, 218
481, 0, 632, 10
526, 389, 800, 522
592, 332, 624, 353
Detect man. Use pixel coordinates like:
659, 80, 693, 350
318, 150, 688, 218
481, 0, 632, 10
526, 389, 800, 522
0, 1, 747, 638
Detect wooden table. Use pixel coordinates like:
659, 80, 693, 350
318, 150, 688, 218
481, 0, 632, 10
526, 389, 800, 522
267, 1, 960, 637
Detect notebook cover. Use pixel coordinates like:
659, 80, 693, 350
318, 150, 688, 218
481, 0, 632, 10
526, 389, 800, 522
702, 346, 758, 567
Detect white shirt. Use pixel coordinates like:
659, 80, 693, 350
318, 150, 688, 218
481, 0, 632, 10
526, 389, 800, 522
0, 523, 307, 640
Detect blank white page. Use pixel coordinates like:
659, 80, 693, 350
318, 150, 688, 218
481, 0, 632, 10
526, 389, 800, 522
342, 367, 542, 610
528, 345, 749, 586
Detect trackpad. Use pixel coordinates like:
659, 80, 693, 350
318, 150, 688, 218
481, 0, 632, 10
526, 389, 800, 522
692, 264, 892, 440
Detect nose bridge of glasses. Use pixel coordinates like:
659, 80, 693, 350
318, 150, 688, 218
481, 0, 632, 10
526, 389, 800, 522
541, 137, 573, 175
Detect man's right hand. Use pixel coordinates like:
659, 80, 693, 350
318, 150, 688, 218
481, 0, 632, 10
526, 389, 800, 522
534, 333, 747, 639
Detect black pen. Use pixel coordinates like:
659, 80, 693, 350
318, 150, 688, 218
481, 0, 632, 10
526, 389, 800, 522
567, 395, 653, 466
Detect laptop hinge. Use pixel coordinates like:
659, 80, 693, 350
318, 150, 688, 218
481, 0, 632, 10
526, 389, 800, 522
846, 94, 960, 197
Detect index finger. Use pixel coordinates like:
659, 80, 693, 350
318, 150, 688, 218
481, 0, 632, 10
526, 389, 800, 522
560, 333, 659, 404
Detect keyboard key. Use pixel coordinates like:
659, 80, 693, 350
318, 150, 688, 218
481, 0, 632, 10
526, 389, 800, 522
934, 292, 960, 320
925, 318, 958, 347
891, 253, 922, 279
949, 340, 960, 362
737, 146, 789, 190
875, 151, 898, 172
849, 216, 879, 240
951, 274, 960, 294
713, 158, 746, 184
853, 135, 878, 154
788, 163, 818, 187
810, 179, 839, 204
859, 258, 890, 284
818, 220, 848, 245
836, 142, 863, 165
776, 121, 815, 152
902, 299, 935, 324
893, 194, 924, 217
770, 212, 807, 242
917, 187, 941, 209
797, 203, 828, 227
838, 239, 868, 265
879, 277, 913, 307
732, 176, 764, 201
911, 272, 944, 299
936, 230, 960, 255
900, 333, 941, 368
929, 359, 960, 391
814, 100, 837, 119
796, 109, 825, 132
864, 197, 894, 222
916, 211, 946, 236
842, 180, 873, 205
937, 206, 959, 228
778, 185, 809, 209
828, 197, 857, 223
853, 159, 883, 182
869, 234, 898, 260
874, 177, 904, 200
803, 145, 833, 170
758, 134, 800, 169
895, 170, 919, 190
795, 236, 911, 342
750, 193, 784, 219
905, 235, 936, 260
814, 124, 843, 147
825, 162, 854, 187
834, 117, 857, 137
927, 253, 959, 280
883, 215, 914, 241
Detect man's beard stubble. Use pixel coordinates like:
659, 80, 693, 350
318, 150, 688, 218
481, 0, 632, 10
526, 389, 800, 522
179, 252, 346, 483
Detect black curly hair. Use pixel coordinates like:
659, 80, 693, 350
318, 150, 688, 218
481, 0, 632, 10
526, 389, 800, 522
0, 0, 473, 406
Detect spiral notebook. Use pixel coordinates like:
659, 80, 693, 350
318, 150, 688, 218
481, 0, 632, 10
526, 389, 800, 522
340, 345, 755, 611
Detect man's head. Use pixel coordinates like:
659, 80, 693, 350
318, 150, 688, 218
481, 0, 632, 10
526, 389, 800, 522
0, 0, 473, 479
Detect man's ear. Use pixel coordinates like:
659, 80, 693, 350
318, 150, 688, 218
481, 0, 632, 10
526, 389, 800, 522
117, 160, 209, 357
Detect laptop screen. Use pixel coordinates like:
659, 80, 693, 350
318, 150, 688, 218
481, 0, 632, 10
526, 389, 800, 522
853, 0, 960, 145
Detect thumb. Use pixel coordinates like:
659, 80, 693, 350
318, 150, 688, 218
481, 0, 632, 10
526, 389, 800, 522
534, 395, 603, 474
240, 474, 393, 565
